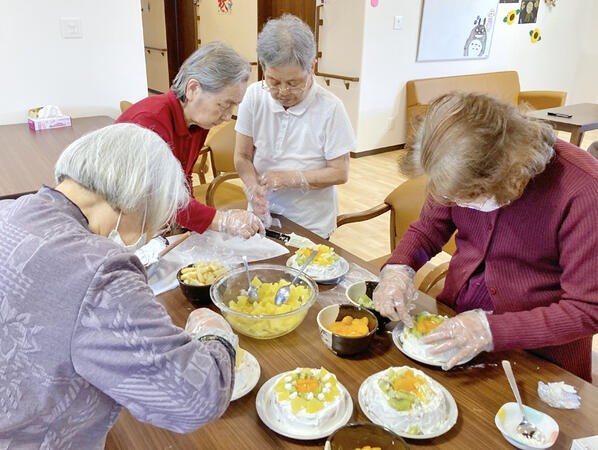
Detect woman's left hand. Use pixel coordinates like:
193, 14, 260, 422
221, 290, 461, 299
422, 309, 493, 370
260, 170, 309, 191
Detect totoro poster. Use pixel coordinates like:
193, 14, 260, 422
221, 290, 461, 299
417, 0, 499, 62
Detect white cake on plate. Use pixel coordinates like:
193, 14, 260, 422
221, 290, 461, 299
271, 367, 345, 431
361, 366, 449, 436
288, 245, 343, 280
400, 312, 458, 364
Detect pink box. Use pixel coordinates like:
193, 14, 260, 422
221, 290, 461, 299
28, 115, 72, 131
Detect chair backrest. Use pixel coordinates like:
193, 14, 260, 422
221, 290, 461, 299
405, 71, 521, 142
205, 120, 237, 175
120, 100, 133, 113
384, 176, 456, 255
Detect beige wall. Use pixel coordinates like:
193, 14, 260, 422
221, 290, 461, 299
355, 0, 598, 152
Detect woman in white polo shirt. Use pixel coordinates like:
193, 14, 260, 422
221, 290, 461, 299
234, 14, 357, 238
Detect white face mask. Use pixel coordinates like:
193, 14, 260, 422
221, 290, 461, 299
456, 197, 503, 212
108, 210, 147, 251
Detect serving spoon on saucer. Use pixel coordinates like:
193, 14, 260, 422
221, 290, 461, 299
242, 256, 259, 301
274, 250, 317, 305
502, 360, 542, 441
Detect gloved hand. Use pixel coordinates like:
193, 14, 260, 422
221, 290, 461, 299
185, 308, 239, 350
260, 170, 309, 192
212, 209, 264, 239
373, 264, 417, 327
244, 184, 269, 217
422, 309, 493, 370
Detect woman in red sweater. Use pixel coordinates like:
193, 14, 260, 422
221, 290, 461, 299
117, 41, 262, 238
375, 93, 598, 381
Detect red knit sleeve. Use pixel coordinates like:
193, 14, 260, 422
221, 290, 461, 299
488, 184, 598, 351
384, 197, 456, 270
175, 199, 217, 234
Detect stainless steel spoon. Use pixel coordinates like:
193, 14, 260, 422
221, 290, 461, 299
242, 256, 259, 301
501, 360, 543, 441
274, 250, 318, 305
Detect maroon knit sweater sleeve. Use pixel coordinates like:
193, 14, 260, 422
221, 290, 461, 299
384, 197, 456, 270
488, 182, 598, 352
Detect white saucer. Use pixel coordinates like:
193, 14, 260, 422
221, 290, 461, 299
286, 255, 349, 285
231, 350, 260, 401
358, 371, 458, 439
391, 322, 474, 367
255, 372, 353, 440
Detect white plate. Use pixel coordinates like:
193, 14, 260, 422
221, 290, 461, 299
255, 372, 353, 440
391, 322, 474, 367
286, 255, 350, 284
358, 371, 458, 440
231, 350, 260, 401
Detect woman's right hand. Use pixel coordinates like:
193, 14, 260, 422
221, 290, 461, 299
244, 184, 269, 218
373, 264, 418, 327
211, 209, 264, 239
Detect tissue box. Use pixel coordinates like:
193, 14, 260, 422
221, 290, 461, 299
27, 107, 71, 131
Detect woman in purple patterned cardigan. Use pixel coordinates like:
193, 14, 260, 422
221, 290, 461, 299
0, 124, 238, 448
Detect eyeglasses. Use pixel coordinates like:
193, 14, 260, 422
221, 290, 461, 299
261, 75, 311, 96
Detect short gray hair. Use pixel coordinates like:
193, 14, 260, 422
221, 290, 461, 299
172, 41, 250, 101
55, 123, 189, 233
257, 14, 316, 72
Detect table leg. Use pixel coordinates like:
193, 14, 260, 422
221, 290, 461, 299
570, 129, 584, 147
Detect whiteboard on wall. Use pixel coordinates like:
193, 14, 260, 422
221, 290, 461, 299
417, 0, 499, 62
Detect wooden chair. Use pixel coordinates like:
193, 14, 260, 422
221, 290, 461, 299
120, 100, 133, 113
336, 176, 456, 296
193, 120, 247, 208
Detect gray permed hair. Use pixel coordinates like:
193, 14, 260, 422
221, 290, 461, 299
55, 123, 189, 233
172, 41, 250, 101
257, 14, 316, 71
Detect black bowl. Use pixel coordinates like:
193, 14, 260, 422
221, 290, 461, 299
177, 264, 212, 306
326, 422, 409, 449
346, 280, 391, 333
317, 304, 377, 356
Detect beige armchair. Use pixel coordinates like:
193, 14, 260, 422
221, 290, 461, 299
337, 176, 455, 296
193, 120, 247, 208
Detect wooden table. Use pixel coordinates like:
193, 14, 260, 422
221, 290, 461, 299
527, 103, 598, 147
106, 217, 598, 449
0, 116, 113, 199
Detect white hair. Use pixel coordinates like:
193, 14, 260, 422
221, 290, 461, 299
257, 14, 316, 71
55, 123, 189, 233
172, 41, 250, 101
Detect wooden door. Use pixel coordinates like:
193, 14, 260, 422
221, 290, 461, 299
164, 0, 198, 84
258, 0, 315, 31
257, 0, 315, 78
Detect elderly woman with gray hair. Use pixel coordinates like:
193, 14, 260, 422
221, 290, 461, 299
0, 124, 239, 448
117, 41, 263, 238
234, 15, 357, 238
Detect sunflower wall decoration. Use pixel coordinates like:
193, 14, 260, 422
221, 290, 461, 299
530, 28, 541, 43
503, 9, 519, 24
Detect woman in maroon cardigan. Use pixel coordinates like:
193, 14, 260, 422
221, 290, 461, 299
375, 92, 598, 382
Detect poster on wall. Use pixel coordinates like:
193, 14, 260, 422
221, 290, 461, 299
417, 0, 499, 62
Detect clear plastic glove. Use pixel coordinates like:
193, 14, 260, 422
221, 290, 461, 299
423, 309, 493, 370
537, 381, 581, 409
244, 184, 269, 217
185, 308, 239, 349
212, 209, 264, 239
373, 264, 417, 327
260, 170, 309, 192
